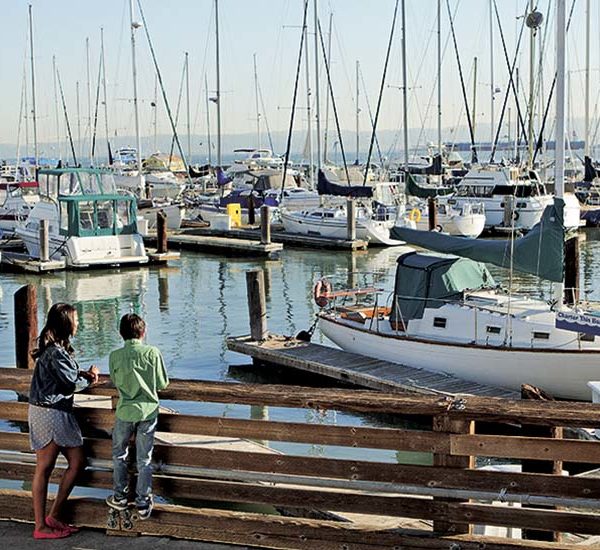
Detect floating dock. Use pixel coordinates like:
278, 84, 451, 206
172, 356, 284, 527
144, 230, 283, 259
227, 334, 519, 399
183, 226, 368, 251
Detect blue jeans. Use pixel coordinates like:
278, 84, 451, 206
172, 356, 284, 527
111, 416, 158, 507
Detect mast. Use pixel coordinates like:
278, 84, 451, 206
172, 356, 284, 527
86, 37, 93, 165
153, 74, 158, 151
584, 0, 590, 157
76, 81, 81, 161
253, 53, 261, 149
528, 0, 536, 168
554, 0, 566, 304
355, 60, 360, 164
401, 0, 408, 170
205, 73, 212, 164
129, 0, 143, 176
52, 55, 62, 162
472, 56, 478, 143
100, 27, 110, 164
28, 4, 38, 169
214, 0, 222, 167
185, 51, 192, 164
489, 0, 494, 149
304, 22, 314, 186
437, 0, 442, 158
313, 0, 321, 171
322, 12, 332, 164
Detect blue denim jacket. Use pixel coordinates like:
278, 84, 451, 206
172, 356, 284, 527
29, 344, 90, 412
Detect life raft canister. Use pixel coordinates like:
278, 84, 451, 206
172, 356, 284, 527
313, 278, 333, 308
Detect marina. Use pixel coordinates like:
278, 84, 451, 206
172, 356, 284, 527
2, 0, 600, 547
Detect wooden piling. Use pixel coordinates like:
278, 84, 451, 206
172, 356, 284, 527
503, 195, 515, 228
246, 270, 268, 341
260, 206, 271, 245
39, 219, 49, 262
248, 194, 256, 225
157, 210, 168, 254
564, 235, 579, 305
346, 199, 356, 241
14, 285, 38, 370
432, 414, 474, 535
427, 197, 437, 231
520, 384, 563, 543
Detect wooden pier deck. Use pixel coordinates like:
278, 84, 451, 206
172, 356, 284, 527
184, 226, 369, 251
144, 230, 283, 259
227, 334, 520, 399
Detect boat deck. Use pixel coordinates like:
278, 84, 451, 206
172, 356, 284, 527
227, 334, 519, 399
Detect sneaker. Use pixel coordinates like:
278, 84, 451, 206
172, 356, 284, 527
106, 495, 128, 511
136, 496, 153, 520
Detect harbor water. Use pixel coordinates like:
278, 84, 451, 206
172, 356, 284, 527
2, 231, 600, 463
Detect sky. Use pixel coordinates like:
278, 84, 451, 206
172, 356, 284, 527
0, 0, 598, 161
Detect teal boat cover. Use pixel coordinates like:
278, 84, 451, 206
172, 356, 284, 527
389, 252, 496, 325
405, 172, 454, 199
390, 199, 565, 282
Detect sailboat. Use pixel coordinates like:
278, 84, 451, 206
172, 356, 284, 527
318, 1, 599, 401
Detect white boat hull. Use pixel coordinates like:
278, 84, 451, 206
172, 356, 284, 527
319, 315, 600, 401
415, 212, 486, 238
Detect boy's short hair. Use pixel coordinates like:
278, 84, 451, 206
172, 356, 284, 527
120, 313, 146, 340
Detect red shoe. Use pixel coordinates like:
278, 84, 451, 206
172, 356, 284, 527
45, 515, 80, 534
33, 527, 71, 539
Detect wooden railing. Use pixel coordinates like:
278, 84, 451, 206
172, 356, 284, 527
0, 368, 599, 549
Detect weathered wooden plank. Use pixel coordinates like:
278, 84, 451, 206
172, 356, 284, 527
451, 434, 600, 464
0, 489, 594, 548
3, 367, 600, 427
1, 431, 598, 501
0, 401, 451, 452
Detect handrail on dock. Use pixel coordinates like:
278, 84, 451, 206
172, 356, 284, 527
1, 367, 599, 548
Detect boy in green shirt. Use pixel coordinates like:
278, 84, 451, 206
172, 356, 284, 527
106, 313, 169, 519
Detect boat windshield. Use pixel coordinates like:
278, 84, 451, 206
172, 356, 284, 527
40, 170, 118, 197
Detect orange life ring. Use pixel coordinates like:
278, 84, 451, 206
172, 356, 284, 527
313, 279, 333, 308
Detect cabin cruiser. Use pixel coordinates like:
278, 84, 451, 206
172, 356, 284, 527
404, 200, 486, 238
16, 168, 148, 267
0, 180, 40, 236
448, 167, 580, 231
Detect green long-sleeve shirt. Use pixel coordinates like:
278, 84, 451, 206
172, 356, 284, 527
109, 339, 169, 422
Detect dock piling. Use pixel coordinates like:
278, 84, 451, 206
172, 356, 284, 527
260, 206, 271, 245
248, 194, 256, 225
14, 285, 38, 370
347, 199, 356, 241
39, 219, 49, 262
428, 197, 437, 231
245, 270, 268, 341
157, 210, 168, 254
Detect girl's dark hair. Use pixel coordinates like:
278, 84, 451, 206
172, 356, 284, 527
119, 313, 146, 340
33, 303, 77, 358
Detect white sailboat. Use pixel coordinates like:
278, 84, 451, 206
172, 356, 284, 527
318, 1, 599, 401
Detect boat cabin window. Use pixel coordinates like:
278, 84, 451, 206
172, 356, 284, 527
116, 200, 134, 232
433, 317, 447, 328
96, 200, 114, 231
486, 326, 501, 335
532, 331, 550, 340
324, 212, 335, 218
309, 212, 322, 218
580, 333, 595, 342
60, 202, 69, 234
78, 201, 95, 231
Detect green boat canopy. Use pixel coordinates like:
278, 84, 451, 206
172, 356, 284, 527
390, 252, 496, 325
405, 172, 454, 199
390, 199, 565, 283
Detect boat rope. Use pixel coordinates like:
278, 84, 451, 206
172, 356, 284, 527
136, 0, 193, 186
489, 0, 528, 164
317, 18, 351, 185
445, 0, 477, 164
533, 0, 577, 163
56, 65, 78, 167
279, 0, 309, 203
358, 65, 383, 168
362, 0, 399, 186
